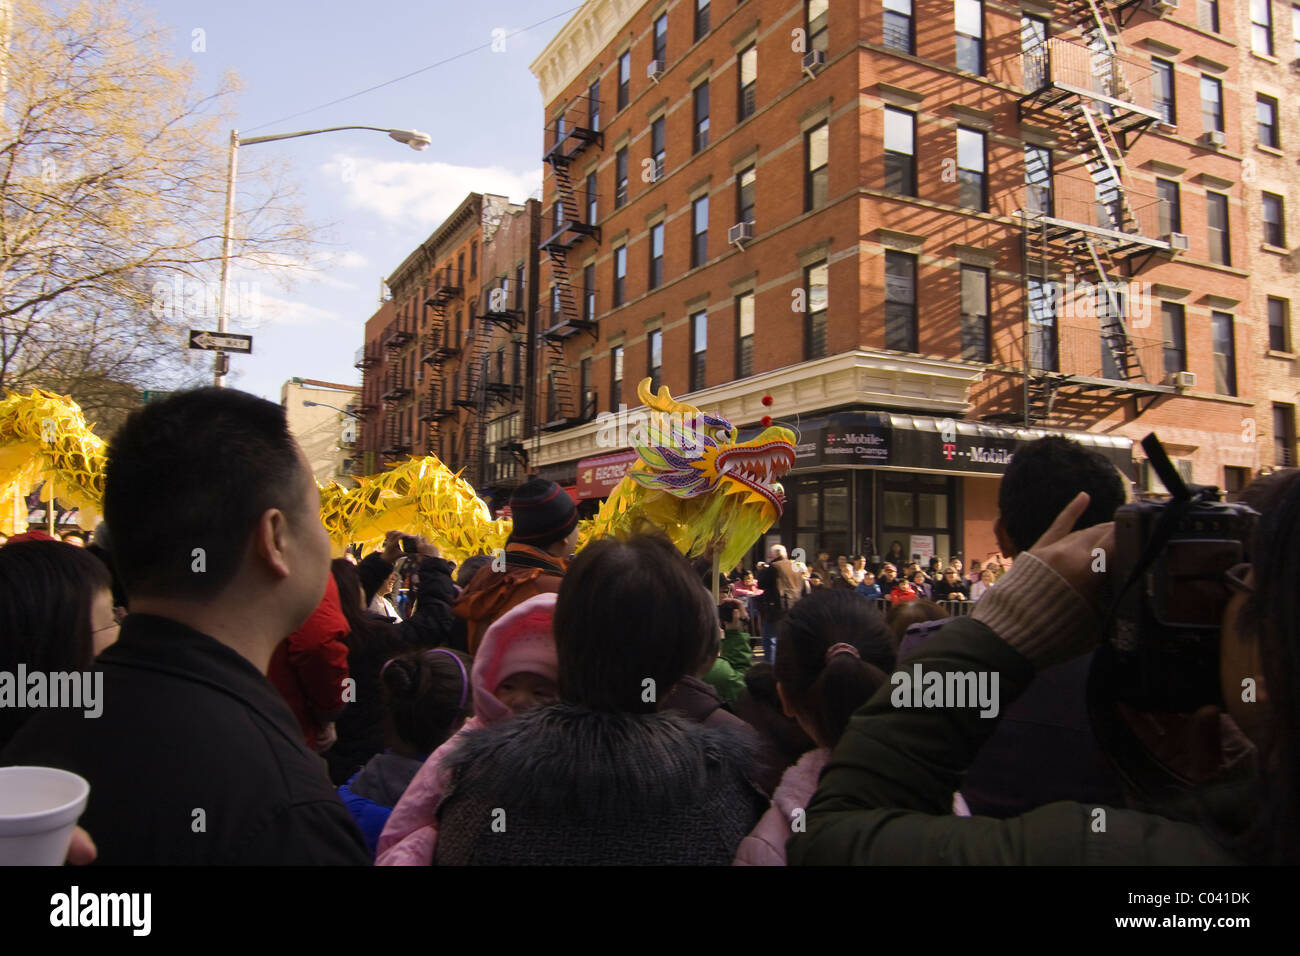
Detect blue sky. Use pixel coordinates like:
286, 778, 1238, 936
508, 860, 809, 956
144, 0, 581, 400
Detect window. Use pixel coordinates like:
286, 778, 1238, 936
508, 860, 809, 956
470, 241, 477, 278
691, 196, 709, 267
1201, 75, 1224, 133
648, 222, 665, 289
613, 245, 627, 306
1162, 302, 1187, 375
737, 165, 756, 225
738, 44, 757, 121
690, 310, 707, 391
694, 0, 710, 41
615, 147, 628, 208
580, 358, 593, 417
807, 0, 829, 55
884, 107, 916, 196
653, 13, 667, 67
692, 82, 710, 153
648, 329, 663, 393
1225, 466, 1252, 495
1274, 403, 1297, 466
610, 345, 624, 410
883, 0, 913, 55
585, 171, 598, 224
957, 127, 986, 211
1156, 177, 1181, 234
884, 251, 918, 352
1269, 297, 1291, 351
1021, 15, 1048, 89
960, 266, 990, 363
1152, 58, 1176, 125
1252, 0, 1275, 55
1028, 276, 1058, 372
1198, 0, 1220, 33
1211, 311, 1237, 395
805, 260, 829, 359
457, 252, 465, 281
617, 51, 631, 110
805, 121, 829, 211
736, 292, 755, 378
1025, 144, 1053, 216
1264, 192, 1287, 246
515, 264, 525, 310
588, 79, 601, 131
650, 116, 665, 181
1207, 191, 1231, 265
1294, 3, 1300, 58
554, 112, 566, 147
1258, 94, 1280, 147
583, 263, 596, 321
955, 0, 984, 74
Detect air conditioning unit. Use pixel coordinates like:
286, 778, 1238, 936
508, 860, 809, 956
1164, 232, 1190, 252
1166, 370, 1197, 389
647, 60, 663, 82
1148, 0, 1178, 13
802, 50, 827, 78
728, 221, 754, 246
1201, 130, 1226, 148
340, 421, 357, 444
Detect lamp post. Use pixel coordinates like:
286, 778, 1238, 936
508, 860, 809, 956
302, 399, 361, 420
214, 126, 431, 386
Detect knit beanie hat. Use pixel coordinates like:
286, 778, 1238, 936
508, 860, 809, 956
507, 477, 577, 547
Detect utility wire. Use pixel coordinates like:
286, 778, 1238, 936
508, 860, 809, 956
243, 5, 584, 134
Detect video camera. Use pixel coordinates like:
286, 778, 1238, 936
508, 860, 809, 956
1104, 434, 1258, 712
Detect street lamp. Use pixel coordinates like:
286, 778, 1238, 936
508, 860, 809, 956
214, 126, 432, 386
302, 399, 361, 420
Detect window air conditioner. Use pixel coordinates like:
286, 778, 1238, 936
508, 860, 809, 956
1166, 370, 1197, 389
728, 221, 754, 246
1201, 130, 1226, 148
647, 60, 663, 82
802, 50, 827, 79
1164, 232, 1190, 252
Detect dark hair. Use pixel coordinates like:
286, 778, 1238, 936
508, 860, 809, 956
886, 599, 948, 649
773, 590, 892, 745
104, 388, 307, 599
718, 598, 746, 626
0, 541, 111, 746
455, 554, 493, 587
380, 648, 472, 755
998, 436, 1125, 554
1233, 469, 1300, 862
553, 534, 713, 713
329, 558, 394, 653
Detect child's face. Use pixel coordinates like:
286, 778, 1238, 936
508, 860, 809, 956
494, 671, 558, 713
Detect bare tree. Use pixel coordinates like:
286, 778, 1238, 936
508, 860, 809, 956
0, 0, 317, 415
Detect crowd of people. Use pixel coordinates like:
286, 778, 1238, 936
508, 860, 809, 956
0, 389, 1296, 865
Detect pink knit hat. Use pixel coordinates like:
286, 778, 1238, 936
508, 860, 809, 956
470, 592, 558, 725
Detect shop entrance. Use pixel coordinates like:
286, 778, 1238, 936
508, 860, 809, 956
791, 474, 851, 562
877, 472, 959, 567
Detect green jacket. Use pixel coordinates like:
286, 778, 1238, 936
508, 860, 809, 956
788, 617, 1252, 865
703, 627, 754, 705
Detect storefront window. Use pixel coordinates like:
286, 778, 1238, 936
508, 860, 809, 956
880, 473, 956, 566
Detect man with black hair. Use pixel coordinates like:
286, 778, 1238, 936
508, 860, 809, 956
2, 388, 370, 864
897, 434, 1129, 817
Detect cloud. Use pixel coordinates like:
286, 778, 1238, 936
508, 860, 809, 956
321, 153, 543, 226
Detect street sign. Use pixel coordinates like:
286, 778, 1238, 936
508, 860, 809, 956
188, 330, 253, 353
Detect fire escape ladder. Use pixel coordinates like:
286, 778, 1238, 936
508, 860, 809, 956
1080, 237, 1144, 382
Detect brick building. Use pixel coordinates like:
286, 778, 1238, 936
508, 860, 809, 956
521, 0, 1298, 564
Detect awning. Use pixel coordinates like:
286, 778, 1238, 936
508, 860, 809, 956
791, 410, 1134, 478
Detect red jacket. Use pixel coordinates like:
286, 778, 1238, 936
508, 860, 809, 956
268, 574, 352, 747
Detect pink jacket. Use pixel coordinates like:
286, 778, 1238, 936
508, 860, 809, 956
376, 593, 558, 866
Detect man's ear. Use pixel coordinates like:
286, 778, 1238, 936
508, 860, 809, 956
252, 508, 293, 580
993, 516, 1018, 559
776, 680, 796, 719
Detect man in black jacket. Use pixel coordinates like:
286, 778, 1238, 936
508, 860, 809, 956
755, 544, 805, 664
2, 388, 370, 865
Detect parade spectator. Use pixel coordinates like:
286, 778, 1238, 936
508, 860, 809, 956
909, 570, 931, 600
883, 540, 906, 567
888, 576, 919, 606
886, 599, 946, 651
734, 591, 891, 865
875, 563, 898, 599
0, 540, 117, 750
356, 531, 457, 647
2, 388, 369, 864
338, 647, 472, 857
967, 559, 983, 584
932, 567, 970, 603
377, 593, 558, 865
808, 571, 826, 591
429, 535, 768, 865
855, 571, 881, 600
851, 556, 867, 583
702, 600, 754, 705
267, 573, 352, 753
832, 565, 858, 590
453, 477, 576, 655
971, 568, 997, 601
756, 544, 805, 664
731, 663, 816, 779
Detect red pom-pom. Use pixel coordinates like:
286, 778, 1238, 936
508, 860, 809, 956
761, 395, 773, 407
761, 415, 773, 427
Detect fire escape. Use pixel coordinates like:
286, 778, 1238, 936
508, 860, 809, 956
353, 344, 381, 473
455, 279, 527, 487
1016, 0, 1174, 424
380, 313, 413, 458
420, 266, 462, 453
539, 94, 602, 431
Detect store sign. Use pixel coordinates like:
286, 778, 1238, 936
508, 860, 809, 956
576, 450, 639, 499
795, 415, 892, 468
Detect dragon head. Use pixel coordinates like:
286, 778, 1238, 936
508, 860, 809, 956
627, 379, 796, 518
